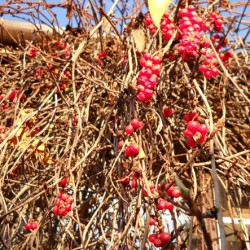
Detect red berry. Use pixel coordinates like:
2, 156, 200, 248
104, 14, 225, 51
154, 238, 163, 247
157, 198, 167, 210
24, 222, 32, 230
121, 175, 129, 185
125, 124, 134, 135
163, 107, 175, 118
187, 121, 200, 134
171, 188, 181, 198
159, 232, 171, 244
130, 118, 140, 129
149, 218, 156, 225
148, 233, 158, 243
186, 136, 197, 148
60, 208, 68, 217
183, 129, 193, 137
165, 202, 174, 210
125, 146, 133, 157
30, 222, 38, 230
129, 143, 140, 155
131, 179, 138, 188
60, 193, 69, 202
152, 55, 161, 65
59, 177, 69, 186
65, 204, 72, 212
52, 206, 60, 216
198, 124, 209, 135
143, 52, 152, 61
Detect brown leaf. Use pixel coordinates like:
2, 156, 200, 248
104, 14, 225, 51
132, 28, 146, 53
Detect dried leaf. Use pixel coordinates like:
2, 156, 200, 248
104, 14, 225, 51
132, 28, 146, 52
148, 0, 172, 28
139, 147, 146, 159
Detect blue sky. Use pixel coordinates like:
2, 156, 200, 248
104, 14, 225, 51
2, 0, 249, 42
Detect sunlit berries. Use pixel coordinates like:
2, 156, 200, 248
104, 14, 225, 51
125, 143, 140, 157
137, 52, 162, 103
184, 120, 209, 147
24, 222, 38, 230
52, 192, 73, 217
148, 232, 171, 247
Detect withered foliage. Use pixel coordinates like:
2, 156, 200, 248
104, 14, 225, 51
0, 1, 249, 250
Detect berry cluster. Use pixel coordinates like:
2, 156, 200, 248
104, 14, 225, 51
121, 172, 139, 188
183, 120, 209, 148
145, 13, 157, 34
52, 192, 73, 217
95, 51, 108, 67
199, 48, 219, 79
161, 13, 179, 41
210, 12, 223, 32
137, 52, 162, 102
125, 143, 140, 157
24, 222, 38, 230
148, 232, 171, 248
178, 5, 205, 61
125, 118, 144, 135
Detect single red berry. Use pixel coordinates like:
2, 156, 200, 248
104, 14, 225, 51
159, 232, 171, 244
130, 118, 140, 129
129, 143, 140, 155
65, 204, 72, 212
186, 136, 197, 148
24, 222, 32, 230
183, 129, 194, 137
121, 175, 129, 185
148, 233, 158, 243
171, 188, 181, 198
60, 193, 69, 202
52, 206, 61, 216
187, 121, 200, 134
154, 238, 163, 247
149, 218, 156, 225
165, 202, 174, 210
59, 177, 69, 186
125, 124, 134, 135
198, 124, 209, 135
131, 179, 137, 188
163, 107, 175, 118
151, 55, 161, 65
30, 222, 38, 230
125, 146, 133, 157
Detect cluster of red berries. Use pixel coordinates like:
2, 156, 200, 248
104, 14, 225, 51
163, 107, 175, 118
28, 47, 38, 57
210, 12, 223, 32
178, 6, 206, 61
95, 51, 108, 67
148, 232, 171, 248
121, 172, 139, 188
219, 50, 233, 63
183, 120, 209, 148
199, 48, 219, 79
161, 13, 179, 41
52, 192, 73, 217
24, 221, 38, 230
125, 118, 144, 135
125, 143, 140, 157
137, 52, 162, 102
145, 13, 157, 34
145, 12, 179, 42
